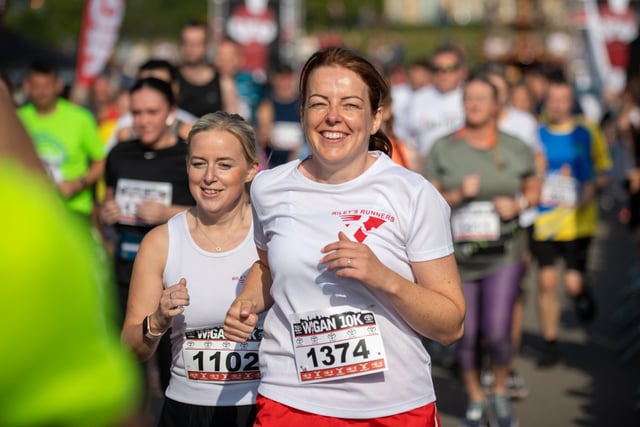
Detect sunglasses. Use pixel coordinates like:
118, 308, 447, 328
432, 64, 461, 73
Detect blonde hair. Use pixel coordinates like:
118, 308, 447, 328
187, 111, 258, 166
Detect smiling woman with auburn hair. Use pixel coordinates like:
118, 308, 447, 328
223, 47, 466, 427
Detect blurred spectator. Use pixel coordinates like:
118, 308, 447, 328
523, 64, 548, 117
106, 59, 197, 151
391, 59, 431, 142
424, 73, 539, 427
405, 44, 467, 171
18, 60, 105, 221
178, 20, 236, 117
532, 80, 611, 367
509, 82, 536, 115
407, 58, 433, 91
255, 63, 302, 168
525, 63, 584, 120
485, 68, 545, 173
88, 74, 120, 127
213, 38, 262, 123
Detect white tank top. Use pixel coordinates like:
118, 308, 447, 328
163, 211, 261, 406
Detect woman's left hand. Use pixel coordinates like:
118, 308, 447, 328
321, 232, 392, 291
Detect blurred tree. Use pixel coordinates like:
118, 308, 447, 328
2, 0, 206, 49
3, 0, 84, 52
119, 0, 206, 41
305, 0, 384, 29
3, 0, 483, 70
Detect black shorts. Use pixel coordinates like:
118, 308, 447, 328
158, 397, 257, 427
530, 237, 592, 272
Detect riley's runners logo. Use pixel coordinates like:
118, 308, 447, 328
332, 209, 395, 242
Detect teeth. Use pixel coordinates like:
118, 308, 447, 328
202, 189, 220, 194
322, 132, 346, 139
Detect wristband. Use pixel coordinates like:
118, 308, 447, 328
142, 312, 164, 340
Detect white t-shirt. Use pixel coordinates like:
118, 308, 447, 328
251, 153, 454, 418
405, 85, 465, 155
163, 211, 261, 406
390, 82, 413, 141
499, 106, 543, 154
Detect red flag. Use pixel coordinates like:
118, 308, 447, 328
75, 0, 125, 88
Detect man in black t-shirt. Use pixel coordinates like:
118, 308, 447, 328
177, 21, 237, 118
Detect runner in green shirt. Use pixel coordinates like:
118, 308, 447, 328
18, 61, 106, 217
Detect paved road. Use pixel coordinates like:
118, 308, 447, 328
436, 197, 640, 427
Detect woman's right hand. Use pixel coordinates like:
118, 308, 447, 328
100, 199, 121, 225
223, 299, 259, 342
152, 278, 189, 333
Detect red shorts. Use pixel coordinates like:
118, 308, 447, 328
254, 394, 441, 427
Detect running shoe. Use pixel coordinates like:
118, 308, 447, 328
462, 400, 487, 427
489, 393, 518, 427
573, 285, 596, 323
506, 369, 529, 400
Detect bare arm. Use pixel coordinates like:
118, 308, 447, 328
223, 248, 274, 342
493, 175, 541, 220
220, 75, 240, 115
255, 100, 274, 150
432, 174, 481, 208
121, 225, 189, 361
521, 174, 541, 208
322, 232, 465, 346
577, 181, 596, 209
58, 158, 106, 198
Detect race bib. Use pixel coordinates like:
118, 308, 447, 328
115, 178, 172, 225
541, 174, 578, 207
289, 306, 388, 384
451, 201, 500, 242
183, 326, 262, 383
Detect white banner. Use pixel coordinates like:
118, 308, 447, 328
583, 0, 637, 92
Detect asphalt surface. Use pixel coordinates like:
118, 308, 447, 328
435, 193, 640, 427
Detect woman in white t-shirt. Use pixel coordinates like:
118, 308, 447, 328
223, 47, 466, 427
121, 111, 261, 426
